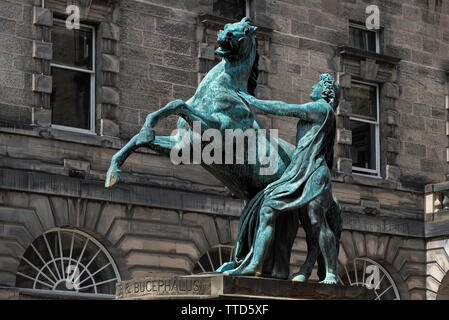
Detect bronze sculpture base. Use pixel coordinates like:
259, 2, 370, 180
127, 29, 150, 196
116, 274, 374, 300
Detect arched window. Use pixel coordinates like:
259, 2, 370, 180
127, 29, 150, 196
339, 257, 401, 300
16, 228, 121, 299
192, 244, 234, 274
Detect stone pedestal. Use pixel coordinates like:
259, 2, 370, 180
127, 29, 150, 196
116, 273, 374, 300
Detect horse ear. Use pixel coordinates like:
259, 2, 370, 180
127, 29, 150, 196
241, 17, 257, 33
241, 17, 252, 24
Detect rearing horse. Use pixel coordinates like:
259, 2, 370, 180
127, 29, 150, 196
105, 17, 295, 200
105, 17, 340, 281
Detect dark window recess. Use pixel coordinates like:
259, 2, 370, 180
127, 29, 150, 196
51, 68, 91, 130
348, 81, 379, 174
50, 22, 94, 131
350, 83, 377, 121
349, 26, 377, 53
350, 120, 376, 170
213, 0, 246, 21
52, 26, 93, 69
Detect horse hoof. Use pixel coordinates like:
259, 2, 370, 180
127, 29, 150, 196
105, 168, 121, 188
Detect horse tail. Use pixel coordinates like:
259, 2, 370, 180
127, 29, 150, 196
317, 196, 342, 281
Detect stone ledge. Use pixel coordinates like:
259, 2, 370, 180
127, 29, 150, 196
0, 167, 244, 217
116, 274, 374, 300
0, 287, 20, 300
338, 46, 401, 66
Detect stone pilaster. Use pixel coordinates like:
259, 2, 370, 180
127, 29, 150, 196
383, 82, 401, 181
98, 20, 121, 137
446, 95, 449, 167
31, 3, 53, 127
336, 72, 353, 177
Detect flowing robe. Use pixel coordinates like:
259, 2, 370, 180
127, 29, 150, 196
231, 100, 338, 275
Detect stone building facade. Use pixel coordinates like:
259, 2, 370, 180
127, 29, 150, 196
0, 0, 448, 300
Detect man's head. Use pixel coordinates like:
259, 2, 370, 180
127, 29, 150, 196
310, 74, 340, 110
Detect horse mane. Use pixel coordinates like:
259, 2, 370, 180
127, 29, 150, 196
247, 40, 259, 97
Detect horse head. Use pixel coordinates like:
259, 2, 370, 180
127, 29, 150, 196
216, 17, 258, 62
216, 17, 259, 95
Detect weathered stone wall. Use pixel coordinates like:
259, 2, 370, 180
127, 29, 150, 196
0, 187, 241, 285
0, 0, 35, 125
0, 0, 448, 300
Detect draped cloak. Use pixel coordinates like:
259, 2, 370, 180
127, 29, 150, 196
231, 100, 337, 275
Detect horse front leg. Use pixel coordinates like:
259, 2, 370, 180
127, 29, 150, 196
105, 100, 185, 188
105, 132, 153, 187
145, 99, 221, 130
105, 99, 220, 188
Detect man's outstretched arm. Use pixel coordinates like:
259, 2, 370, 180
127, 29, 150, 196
237, 90, 324, 122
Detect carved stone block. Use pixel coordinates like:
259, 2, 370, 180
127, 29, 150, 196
100, 118, 119, 137
101, 86, 120, 105
337, 157, 352, 174
386, 165, 401, 181
360, 59, 379, 81
32, 41, 52, 60
32, 74, 52, 94
33, 7, 53, 27
102, 54, 120, 73
337, 128, 352, 145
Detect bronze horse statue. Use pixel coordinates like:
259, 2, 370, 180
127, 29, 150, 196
105, 17, 341, 281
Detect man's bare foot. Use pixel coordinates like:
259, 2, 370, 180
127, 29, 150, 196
291, 273, 309, 282
319, 273, 339, 285
224, 264, 262, 277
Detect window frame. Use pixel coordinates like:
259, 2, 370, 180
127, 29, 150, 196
349, 80, 381, 177
245, 0, 251, 18
50, 19, 96, 135
15, 228, 121, 299
349, 22, 380, 54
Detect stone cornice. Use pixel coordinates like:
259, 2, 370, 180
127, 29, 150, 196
338, 45, 401, 66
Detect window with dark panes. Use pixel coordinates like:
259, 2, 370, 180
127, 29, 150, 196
349, 81, 380, 176
50, 21, 95, 133
349, 24, 379, 53
213, 0, 250, 20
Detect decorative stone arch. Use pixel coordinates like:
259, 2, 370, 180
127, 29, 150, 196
192, 244, 235, 274
426, 238, 449, 300
97, 206, 239, 278
337, 230, 414, 300
436, 272, 449, 300
0, 190, 130, 288
182, 211, 238, 274
15, 227, 126, 298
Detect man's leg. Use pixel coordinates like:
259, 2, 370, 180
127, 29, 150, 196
309, 191, 339, 284
292, 205, 320, 282
271, 211, 299, 279
227, 205, 277, 276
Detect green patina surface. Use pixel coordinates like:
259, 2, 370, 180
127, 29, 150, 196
105, 18, 342, 284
